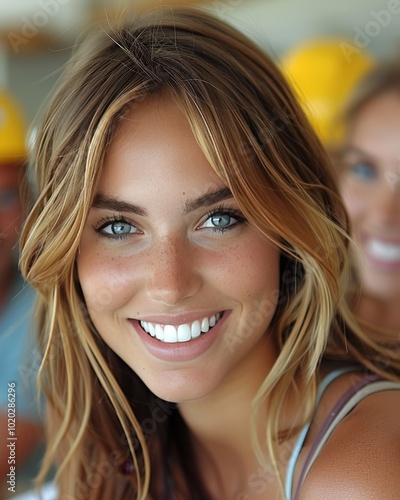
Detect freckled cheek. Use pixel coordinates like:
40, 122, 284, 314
202, 240, 280, 302
77, 251, 143, 314
341, 183, 369, 224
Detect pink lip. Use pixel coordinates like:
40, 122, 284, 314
135, 311, 223, 326
128, 311, 229, 362
362, 234, 400, 245
363, 253, 400, 271
359, 234, 400, 270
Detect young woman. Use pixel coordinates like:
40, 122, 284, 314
337, 61, 400, 342
19, 7, 400, 500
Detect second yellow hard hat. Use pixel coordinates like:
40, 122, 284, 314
281, 39, 375, 148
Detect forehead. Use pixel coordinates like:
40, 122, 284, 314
351, 91, 400, 136
98, 96, 225, 200
347, 91, 400, 160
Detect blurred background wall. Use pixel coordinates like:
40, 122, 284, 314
0, 0, 400, 133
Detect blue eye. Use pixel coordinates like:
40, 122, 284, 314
204, 214, 233, 228
95, 217, 138, 239
103, 221, 134, 235
200, 206, 246, 233
349, 162, 377, 180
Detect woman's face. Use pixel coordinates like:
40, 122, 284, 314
77, 97, 281, 403
339, 91, 400, 300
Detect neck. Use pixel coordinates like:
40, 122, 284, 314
177, 337, 302, 498
179, 374, 263, 497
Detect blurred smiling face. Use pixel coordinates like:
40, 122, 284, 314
339, 91, 400, 300
77, 96, 280, 403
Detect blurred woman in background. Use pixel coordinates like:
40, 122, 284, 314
282, 43, 400, 343
337, 61, 400, 342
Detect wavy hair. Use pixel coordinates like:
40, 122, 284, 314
19, 7, 400, 499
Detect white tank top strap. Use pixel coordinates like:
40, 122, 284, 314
284, 365, 357, 500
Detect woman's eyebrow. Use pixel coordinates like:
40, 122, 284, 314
184, 187, 233, 214
342, 146, 375, 160
340, 147, 381, 167
91, 187, 233, 216
91, 194, 148, 216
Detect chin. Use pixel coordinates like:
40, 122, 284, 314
363, 274, 400, 300
141, 372, 221, 405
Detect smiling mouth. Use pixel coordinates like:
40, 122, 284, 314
139, 312, 222, 343
366, 239, 400, 263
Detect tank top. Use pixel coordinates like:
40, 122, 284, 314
285, 367, 400, 500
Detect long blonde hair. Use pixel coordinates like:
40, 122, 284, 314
19, 7, 400, 499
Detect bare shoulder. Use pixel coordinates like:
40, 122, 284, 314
299, 388, 400, 500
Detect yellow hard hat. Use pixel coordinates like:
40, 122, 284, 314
0, 88, 27, 162
281, 38, 375, 147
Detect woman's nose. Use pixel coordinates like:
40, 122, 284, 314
145, 234, 202, 306
371, 179, 400, 227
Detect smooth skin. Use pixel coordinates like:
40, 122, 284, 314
78, 96, 400, 499
299, 382, 400, 500
340, 91, 400, 335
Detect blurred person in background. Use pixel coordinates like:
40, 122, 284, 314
0, 88, 43, 497
336, 60, 400, 341
281, 42, 400, 342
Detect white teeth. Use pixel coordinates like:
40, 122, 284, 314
155, 324, 164, 340
140, 313, 221, 343
177, 324, 191, 342
367, 239, 400, 262
164, 325, 177, 343
201, 317, 209, 332
191, 320, 201, 339
148, 322, 155, 337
